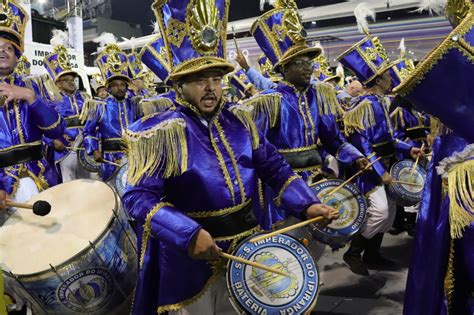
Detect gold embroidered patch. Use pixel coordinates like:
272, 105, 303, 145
166, 18, 187, 48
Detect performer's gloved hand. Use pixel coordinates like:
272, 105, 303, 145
381, 172, 393, 185
53, 139, 66, 152
355, 157, 372, 172
0, 83, 37, 105
410, 147, 424, 160
188, 228, 222, 260
0, 190, 8, 210
93, 150, 103, 162
305, 203, 339, 221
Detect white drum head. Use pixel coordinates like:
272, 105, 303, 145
0, 180, 116, 275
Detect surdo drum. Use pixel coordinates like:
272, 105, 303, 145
387, 159, 427, 206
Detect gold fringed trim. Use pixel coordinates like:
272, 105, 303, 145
258, 179, 265, 210
443, 239, 455, 311
80, 99, 105, 123
124, 118, 188, 185
390, 107, 405, 130
242, 93, 282, 128
229, 104, 260, 150
140, 202, 174, 269
447, 159, 474, 239
343, 99, 376, 136
315, 82, 344, 117
274, 175, 300, 207
214, 225, 261, 242
139, 98, 174, 117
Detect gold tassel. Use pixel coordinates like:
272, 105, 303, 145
242, 93, 281, 128
124, 117, 188, 185
447, 159, 474, 239
343, 99, 376, 136
138, 98, 174, 117
315, 82, 344, 117
390, 107, 405, 130
229, 104, 260, 150
443, 239, 455, 312
79, 99, 105, 123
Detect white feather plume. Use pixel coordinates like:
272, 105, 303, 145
259, 0, 277, 11
50, 29, 69, 47
354, 3, 375, 35
398, 37, 406, 57
313, 41, 324, 54
121, 37, 137, 52
417, 0, 447, 15
336, 63, 345, 78
152, 21, 160, 34
93, 32, 117, 48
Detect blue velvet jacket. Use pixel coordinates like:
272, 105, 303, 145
344, 94, 413, 194
83, 95, 138, 181
0, 74, 65, 194
122, 97, 320, 314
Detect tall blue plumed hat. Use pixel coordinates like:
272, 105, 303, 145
151, 0, 234, 81
229, 68, 254, 97
388, 38, 416, 90
95, 44, 131, 86
337, 3, 394, 86
0, 0, 28, 57
139, 33, 171, 84
251, 0, 321, 72
44, 45, 77, 82
128, 52, 147, 80
394, 1, 474, 143
14, 55, 30, 76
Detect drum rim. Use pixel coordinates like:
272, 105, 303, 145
225, 232, 321, 314
4, 181, 121, 280
388, 159, 427, 203
77, 148, 101, 172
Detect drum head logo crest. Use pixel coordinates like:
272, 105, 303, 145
57, 268, 114, 312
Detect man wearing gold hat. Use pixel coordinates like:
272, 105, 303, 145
122, 0, 339, 314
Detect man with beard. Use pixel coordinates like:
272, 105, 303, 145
122, 0, 339, 313
82, 44, 137, 182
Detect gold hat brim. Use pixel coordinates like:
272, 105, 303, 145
323, 75, 342, 84
106, 75, 131, 86
55, 70, 79, 83
364, 60, 399, 86
169, 57, 235, 81
274, 46, 322, 72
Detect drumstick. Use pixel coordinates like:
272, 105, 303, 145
6, 200, 51, 216
328, 157, 382, 196
232, 27, 240, 52
220, 252, 291, 278
410, 143, 425, 176
392, 180, 423, 187
250, 216, 325, 243
102, 159, 121, 167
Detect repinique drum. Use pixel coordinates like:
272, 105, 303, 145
78, 142, 101, 173
227, 233, 320, 315
307, 179, 367, 249
387, 159, 427, 206
0, 180, 137, 315
115, 162, 128, 197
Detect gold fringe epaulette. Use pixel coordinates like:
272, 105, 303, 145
124, 117, 188, 185
229, 104, 260, 150
314, 82, 345, 117
390, 107, 405, 130
79, 99, 106, 123
24, 74, 62, 102
430, 116, 452, 137
138, 97, 174, 116
447, 159, 474, 239
343, 99, 376, 136
242, 93, 281, 128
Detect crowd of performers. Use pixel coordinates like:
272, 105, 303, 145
0, 0, 473, 314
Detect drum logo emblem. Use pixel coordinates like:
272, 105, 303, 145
57, 268, 114, 312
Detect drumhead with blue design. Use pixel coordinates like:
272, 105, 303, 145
115, 163, 128, 197
388, 159, 427, 206
78, 148, 100, 173
227, 233, 319, 314
307, 179, 367, 249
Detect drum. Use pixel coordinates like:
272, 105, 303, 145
227, 233, 320, 314
306, 179, 367, 249
78, 144, 101, 173
387, 159, 427, 206
115, 162, 128, 198
0, 180, 138, 315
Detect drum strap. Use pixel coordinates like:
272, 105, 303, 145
65, 116, 84, 128
280, 148, 322, 170
102, 139, 125, 152
0, 143, 43, 168
192, 202, 257, 238
372, 142, 395, 158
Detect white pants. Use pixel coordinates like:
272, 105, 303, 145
170, 274, 236, 315
59, 152, 79, 183
13, 177, 40, 203
361, 186, 396, 239
325, 154, 340, 178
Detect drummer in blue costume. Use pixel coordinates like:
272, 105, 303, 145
394, 1, 474, 313
0, 0, 65, 203
82, 44, 138, 182
337, 4, 423, 275
122, 0, 339, 313
43, 43, 92, 182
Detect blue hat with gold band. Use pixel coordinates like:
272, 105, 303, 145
95, 44, 131, 86
229, 68, 254, 97
388, 58, 415, 90
152, 0, 234, 81
128, 52, 147, 80
251, 0, 321, 72
139, 34, 171, 83
393, 3, 474, 143
44, 45, 77, 82
14, 55, 30, 76
0, 0, 28, 57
